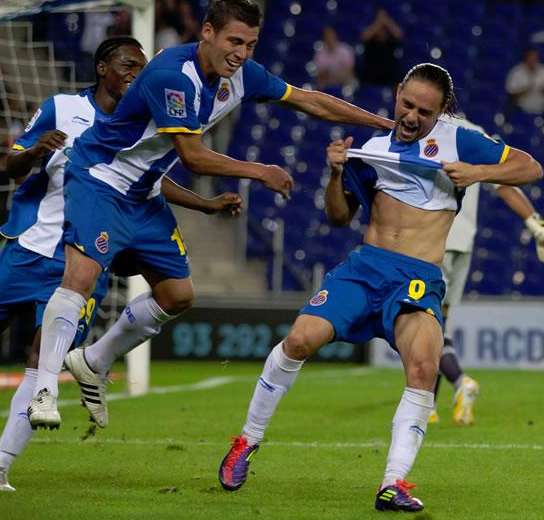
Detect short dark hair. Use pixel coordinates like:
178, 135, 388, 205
94, 36, 143, 80
400, 63, 457, 115
203, 0, 262, 32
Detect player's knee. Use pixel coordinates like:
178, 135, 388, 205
284, 330, 313, 361
62, 266, 99, 298
157, 288, 194, 316
406, 357, 438, 387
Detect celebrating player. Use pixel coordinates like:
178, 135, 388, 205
0, 36, 242, 492
27, 0, 393, 431
217, 63, 542, 512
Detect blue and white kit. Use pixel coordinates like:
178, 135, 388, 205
302, 118, 510, 349
0, 89, 109, 342
64, 42, 291, 275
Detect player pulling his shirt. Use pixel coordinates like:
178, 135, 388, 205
27, 0, 393, 431
218, 63, 542, 512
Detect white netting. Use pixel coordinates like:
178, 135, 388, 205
0, 21, 78, 161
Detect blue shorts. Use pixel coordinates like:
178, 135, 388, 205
0, 238, 108, 346
300, 244, 445, 350
63, 166, 190, 279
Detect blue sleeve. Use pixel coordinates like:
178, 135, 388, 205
242, 60, 290, 102
456, 127, 509, 165
138, 68, 201, 134
342, 158, 377, 224
13, 96, 56, 150
164, 161, 190, 187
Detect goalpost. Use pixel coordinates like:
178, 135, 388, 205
0, 0, 154, 396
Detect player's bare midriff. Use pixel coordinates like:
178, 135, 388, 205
364, 191, 455, 265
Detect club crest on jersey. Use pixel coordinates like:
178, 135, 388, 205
95, 232, 109, 254
216, 82, 230, 102
165, 88, 187, 118
423, 139, 439, 157
309, 290, 328, 306
25, 108, 42, 132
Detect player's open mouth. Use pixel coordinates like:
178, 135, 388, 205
225, 58, 241, 70
400, 123, 418, 138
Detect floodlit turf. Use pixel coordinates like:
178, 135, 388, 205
1, 361, 543, 519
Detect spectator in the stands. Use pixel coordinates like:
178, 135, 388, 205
155, 0, 180, 51
108, 9, 132, 37
357, 8, 403, 88
313, 26, 355, 90
505, 47, 544, 114
174, 0, 200, 44
155, 0, 201, 51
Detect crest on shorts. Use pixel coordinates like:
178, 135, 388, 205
95, 231, 109, 254
216, 82, 230, 102
423, 138, 439, 157
164, 88, 186, 118
309, 290, 328, 306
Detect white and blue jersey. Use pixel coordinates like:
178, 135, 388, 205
1, 89, 104, 260
62, 43, 290, 275
343, 118, 509, 220
69, 43, 291, 201
0, 89, 108, 338
301, 119, 510, 350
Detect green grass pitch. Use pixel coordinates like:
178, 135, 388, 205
1, 361, 542, 519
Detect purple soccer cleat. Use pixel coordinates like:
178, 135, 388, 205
218, 436, 259, 491
375, 479, 424, 512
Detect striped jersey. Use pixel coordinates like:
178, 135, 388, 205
0, 89, 105, 260
343, 118, 509, 220
68, 43, 290, 201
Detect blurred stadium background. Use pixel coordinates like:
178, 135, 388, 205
1, 0, 544, 376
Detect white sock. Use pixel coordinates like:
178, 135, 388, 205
0, 368, 38, 469
382, 387, 434, 488
453, 375, 464, 391
84, 293, 174, 375
242, 342, 304, 445
35, 287, 86, 397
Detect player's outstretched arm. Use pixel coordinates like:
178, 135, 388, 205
495, 185, 544, 260
443, 148, 542, 188
279, 86, 394, 130
325, 137, 359, 226
171, 133, 293, 198
6, 130, 67, 180
161, 176, 242, 216
495, 185, 535, 220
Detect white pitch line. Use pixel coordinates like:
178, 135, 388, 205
0, 367, 369, 419
28, 437, 544, 451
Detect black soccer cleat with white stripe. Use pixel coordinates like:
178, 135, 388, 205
64, 348, 109, 428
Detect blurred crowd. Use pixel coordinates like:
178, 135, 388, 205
311, 7, 544, 119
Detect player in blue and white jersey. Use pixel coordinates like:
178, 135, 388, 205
0, 36, 242, 492
0, 36, 147, 492
29, 0, 394, 430
218, 63, 542, 512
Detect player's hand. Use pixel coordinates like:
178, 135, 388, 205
31, 130, 67, 158
327, 136, 353, 176
442, 161, 480, 188
525, 213, 544, 261
206, 192, 243, 216
260, 164, 294, 199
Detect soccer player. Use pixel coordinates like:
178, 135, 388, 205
0, 36, 242, 492
430, 116, 544, 425
218, 63, 542, 512
27, 0, 393, 430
